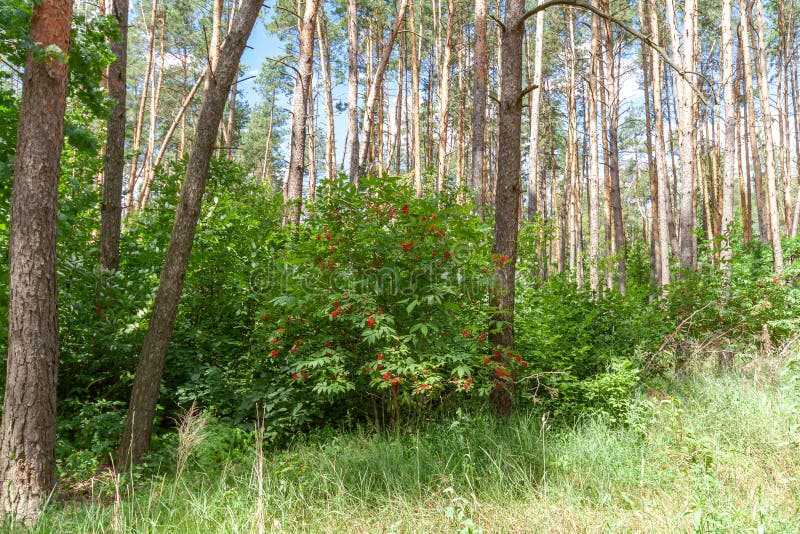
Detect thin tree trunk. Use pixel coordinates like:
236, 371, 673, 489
138, 9, 167, 209
602, 2, 625, 293
435, 0, 454, 191
0, 0, 72, 524
752, 0, 785, 272
127, 0, 158, 213
640, 0, 659, 286
720, 0, 735, 264
260, 90, 276, 184
224, 0, 239, 160
665, 0, 698, 269
284, 0, 322, 226
588, 11, 601, 292
738, 14, 768, 242
357, 0, 410, 178
152, 68, 207, 173
347, 0, 359, 182
470, 0, 488, 209
649, 0, 671, 287
315, 8, 335, 184
527, 0, 545, 221
118, 0, 261, 468
99, 0, 129, 271
409, 0, 423, 195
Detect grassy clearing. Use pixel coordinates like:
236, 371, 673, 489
25, 358, 800, 533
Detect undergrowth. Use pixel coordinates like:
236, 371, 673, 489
24, 351, 800, 533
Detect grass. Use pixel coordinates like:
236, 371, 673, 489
22, 356, 800, 533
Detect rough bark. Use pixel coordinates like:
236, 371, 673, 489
118, 0, 262, 467
489, 0, 525, 416
99, 0, 129, 271
409, 0, 423, 195
284, 0, 321, 226
0, 0, 72, 524
470, 0, 488, 209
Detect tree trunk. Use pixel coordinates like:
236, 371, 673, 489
640, 0, 659, 286
602, 4, 625, 294
284, 0, 322, 226
357, 0, 409, 179
435, 0, 454, 191
488, 0, 525, 417
118, 0, 261, 467
347, 0, 359, 182
665, 0, 698, 270
0, 0, 72, 524
649, 0, 671, 287
470, 0, 488, 209
527, 0, 545, 221
99, 0, 129, 271
719, 0, 735, 264
752, 0, 785, 272
127, 0, 158, 213
738, 13, 768, 242
588, 12, 601, 293
409, 0, 423, 195
138, 10, 167, 209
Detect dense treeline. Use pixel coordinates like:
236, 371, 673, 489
1, 0, 800, 525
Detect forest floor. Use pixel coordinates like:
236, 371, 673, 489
31, 353, 800, 533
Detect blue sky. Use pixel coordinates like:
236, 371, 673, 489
239, 14, 353, 168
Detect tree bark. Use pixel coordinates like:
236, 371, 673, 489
470, 0, 488, 209
284, 0, 322, 226
489, 0, 525, 416
527, 0, 545, 221
118, 0, 262, 467
588, 11, 601, 293
719, 0, 735, 264
435, 0, 454, 191
738, 12, 768, 242
648, 0, 671, 287
665, 0, 698, 269
99, 0, 129, 271
409, 0, 423, 195
752, 0, 785, 272
0, 0, 72, 524
347, 0, 359, 182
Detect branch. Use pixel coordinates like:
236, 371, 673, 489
518, 84, 539, 103
519, 0, 709, 106
488, 14, 506, 34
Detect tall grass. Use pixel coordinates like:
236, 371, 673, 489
27, 359, 800, 533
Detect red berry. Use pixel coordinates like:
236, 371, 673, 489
377, 353, 384, 360
367, 316, 376, 327
270, 349, 278, 357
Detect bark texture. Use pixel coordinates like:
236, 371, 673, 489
118, 0, 262, 467
489, 0, 524, 416
99, 0, 129, 271
284, 0, 321, 226
0, 0, 73, 524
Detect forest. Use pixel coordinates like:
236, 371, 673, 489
1, 0, 800, 530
